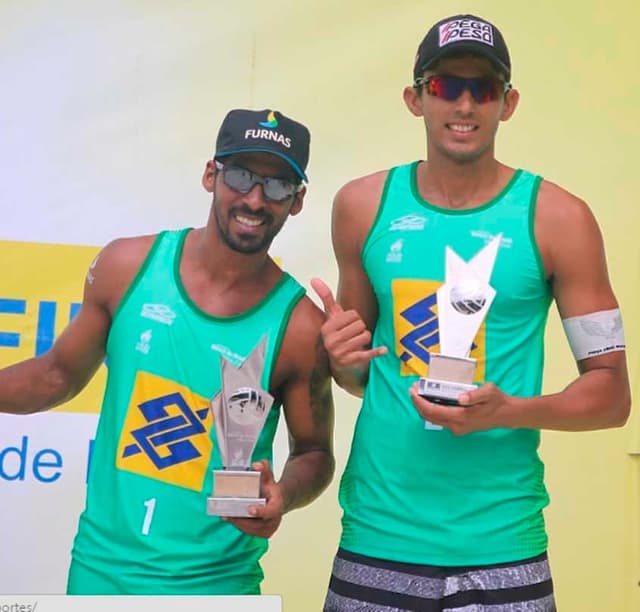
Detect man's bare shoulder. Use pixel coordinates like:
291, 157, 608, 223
283, 295, 325, 354
535, 179, 605, 277
332, 169, 391, 244
334, 169, 390, 210
536, 179, 596, 229
272, 292, 328, 387
91, 232, 166, 279
99, 233, 159, 266
287, 293, 325, 340
86, 232, 161, 311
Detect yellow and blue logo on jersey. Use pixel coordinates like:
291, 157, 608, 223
392, 278, 486, 380
116, 371, 213, 491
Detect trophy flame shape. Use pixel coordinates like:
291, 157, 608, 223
207, 338, 273, 517
418, 234, 502, 409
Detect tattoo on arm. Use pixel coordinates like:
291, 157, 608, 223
86, 254, 100, 285
309, 334, 332, 427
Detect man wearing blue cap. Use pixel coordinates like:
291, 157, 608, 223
0, 108, 335, 595
313, 14, 629, 611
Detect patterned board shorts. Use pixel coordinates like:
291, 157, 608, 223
324, 548, 556, 612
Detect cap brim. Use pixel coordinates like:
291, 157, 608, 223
215, 147, 308, 182
420, 44, 510, 80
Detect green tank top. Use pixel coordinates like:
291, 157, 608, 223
68, 229, 304, 594
339, 162, 553, 566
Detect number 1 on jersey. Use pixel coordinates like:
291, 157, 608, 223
141, 498, 156, 536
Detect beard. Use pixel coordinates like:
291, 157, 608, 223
213, 202, 284, 254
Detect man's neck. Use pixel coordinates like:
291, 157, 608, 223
418, 154, 509, 210
174, 225, 280, 318
189, 224, 274, 288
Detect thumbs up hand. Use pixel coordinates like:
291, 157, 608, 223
310, 278, 387, 372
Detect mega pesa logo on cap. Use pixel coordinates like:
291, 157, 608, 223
214, 108, 310, 181
439, 17, 494, 47
413, 13, 511, 82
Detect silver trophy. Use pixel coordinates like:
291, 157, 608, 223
418, 234, 501, 408
207, 339, 273, 518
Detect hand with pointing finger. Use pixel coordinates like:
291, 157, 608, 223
310, 278, 387, 394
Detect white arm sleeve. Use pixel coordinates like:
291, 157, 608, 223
561, 308, 626, 361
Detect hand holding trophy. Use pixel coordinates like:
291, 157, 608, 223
418, 234, 502, 408
207, 340, 272, 518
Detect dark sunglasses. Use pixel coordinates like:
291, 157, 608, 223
414, 74, 512, 104
214, 161, 301, 202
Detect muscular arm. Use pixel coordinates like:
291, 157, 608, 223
0, 236, 154, 415
226, 297, 335, 538
501, 181, 630, 430
326, 173, 386, 396
412, 181, 630, 434
275, 299, 335, 512
0, 262, 110, 414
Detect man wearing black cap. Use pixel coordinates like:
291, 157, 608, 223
313, 13, 629, 611
0, 108, 335, 594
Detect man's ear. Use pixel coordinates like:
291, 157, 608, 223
403, 85, 425, 117
202, 160, 216, 193
289, 186, 306, 216
500, 88, 520, 122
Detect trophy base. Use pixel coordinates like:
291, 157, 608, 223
418, 377, 477, 406
212, 469, 261, 497
207, 469, 265, 517
206, 496, 266, 518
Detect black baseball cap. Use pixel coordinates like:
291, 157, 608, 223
214, 108, 310, 182
413, 14, 511, 83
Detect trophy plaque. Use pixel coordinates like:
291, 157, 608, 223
418, 234, 502, 407
207, 339, 273, 518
